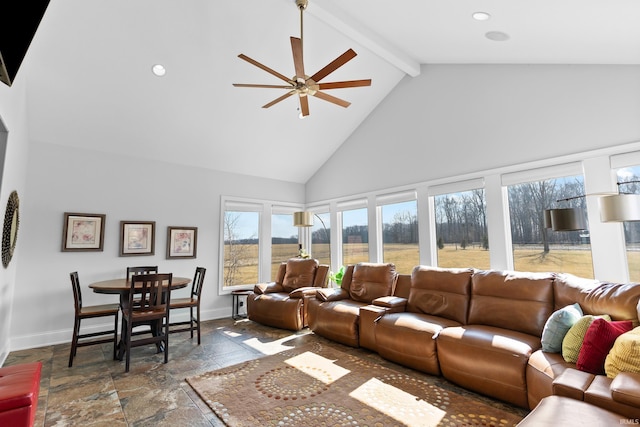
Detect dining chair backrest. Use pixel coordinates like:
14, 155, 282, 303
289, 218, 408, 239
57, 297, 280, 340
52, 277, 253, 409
129, 273, 172, 310
191, 267, 206, 299
70, 271, 83, 312
126, 266, 158, 280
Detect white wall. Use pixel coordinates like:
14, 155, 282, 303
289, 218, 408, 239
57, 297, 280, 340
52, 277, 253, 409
0, 78, 31, 363
306, 65, 640, 201
304, 64, 640, 283
9, 141, 304, 351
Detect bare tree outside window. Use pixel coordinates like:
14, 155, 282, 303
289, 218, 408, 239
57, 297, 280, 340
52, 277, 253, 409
435, 189, 490, 269
508, 176, 593, 278
223, 211, 259, 287
381, 200, 418, 273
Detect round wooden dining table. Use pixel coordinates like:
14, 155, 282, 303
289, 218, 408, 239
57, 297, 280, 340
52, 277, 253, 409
89, 276, 191, 295
89, 276, 191, 360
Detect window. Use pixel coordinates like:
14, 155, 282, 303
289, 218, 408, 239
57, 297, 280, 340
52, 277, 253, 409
507, 175, 593, 278
615, 165, 640, 281
311, 211, 331, 266
380, 200, 419, 274
434, 189, 490, 269
223, 210, 260, 288
341, 207, 368, 265
271, 213, 298, 281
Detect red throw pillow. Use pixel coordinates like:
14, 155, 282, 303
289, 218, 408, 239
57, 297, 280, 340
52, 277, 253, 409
576, 318, 633, 375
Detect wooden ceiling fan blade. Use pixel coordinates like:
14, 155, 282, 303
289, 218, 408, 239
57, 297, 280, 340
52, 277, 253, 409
238, 54, 293, 84
318, 79, 372, 90
233, 83, 293, 89
309, 49, 357, 83
312, 90, 351, 108
262, 90, 296, 109
290, 37, 305, 81
299, 95, 310, 117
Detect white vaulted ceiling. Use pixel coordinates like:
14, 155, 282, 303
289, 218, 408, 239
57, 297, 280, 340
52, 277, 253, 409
19, 0, 640, 183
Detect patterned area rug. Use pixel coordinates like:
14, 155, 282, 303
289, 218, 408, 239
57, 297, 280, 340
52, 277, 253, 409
186, 342, 524, 426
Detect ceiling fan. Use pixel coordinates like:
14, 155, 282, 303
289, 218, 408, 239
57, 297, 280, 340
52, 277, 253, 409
233, 0, 371, 117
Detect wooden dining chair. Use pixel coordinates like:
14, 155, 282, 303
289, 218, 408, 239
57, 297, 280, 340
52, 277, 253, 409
68, 272, 120, 367
126, 266, 158, 307
121, 273, 172, 372
126, 265, 158, 279
169, 267, 206, 344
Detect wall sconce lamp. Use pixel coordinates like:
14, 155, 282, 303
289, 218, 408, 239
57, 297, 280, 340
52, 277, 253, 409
544, 195, 587, 232
599, 180, 640, 222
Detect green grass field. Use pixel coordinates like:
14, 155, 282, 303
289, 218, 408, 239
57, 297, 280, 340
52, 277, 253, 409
225, 242, 617, 285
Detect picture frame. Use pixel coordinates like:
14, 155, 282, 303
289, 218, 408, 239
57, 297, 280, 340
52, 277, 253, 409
167, 226, 198, 259
62, 212, 106, 252
120, 221, 155, 256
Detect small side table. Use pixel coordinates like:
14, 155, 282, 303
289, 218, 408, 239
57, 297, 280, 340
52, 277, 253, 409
231, 289, 253, 320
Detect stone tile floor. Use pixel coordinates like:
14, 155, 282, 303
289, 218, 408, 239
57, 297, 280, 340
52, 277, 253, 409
5, 318, 528, 426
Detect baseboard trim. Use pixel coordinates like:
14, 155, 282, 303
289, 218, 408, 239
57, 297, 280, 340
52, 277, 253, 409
9, 307, 230, 352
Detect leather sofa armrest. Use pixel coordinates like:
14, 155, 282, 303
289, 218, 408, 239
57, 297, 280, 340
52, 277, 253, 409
289, 287, 322, 299
372, 296, 407, 313
611, 372, 640, 407
253, 282, 284, 295
552, 368, 595, 400
316, 288, 349, 302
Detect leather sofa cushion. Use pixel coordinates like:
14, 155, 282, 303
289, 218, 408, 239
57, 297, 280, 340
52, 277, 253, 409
437, 324, 540, 408
605, 326, 640, 378
468, 270, 554, 337
282, 258, 318, 292
584, 375, 640, 419
348, 263, 396, 304
406, 266, 473, 324
554, 273, 640, 321
611, 372, 640, 407
518, 396, 622, 426
376, 312, 460, 375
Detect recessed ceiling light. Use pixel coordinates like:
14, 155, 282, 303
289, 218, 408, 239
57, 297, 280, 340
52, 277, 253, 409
151, 64, 166, 77
472, 12, 491, 21
485, 31, 510, 42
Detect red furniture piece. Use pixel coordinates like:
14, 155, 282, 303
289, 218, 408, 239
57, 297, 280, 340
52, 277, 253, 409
0, 361, 42, 427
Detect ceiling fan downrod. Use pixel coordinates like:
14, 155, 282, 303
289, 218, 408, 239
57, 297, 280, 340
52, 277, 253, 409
296, 0, 308, 54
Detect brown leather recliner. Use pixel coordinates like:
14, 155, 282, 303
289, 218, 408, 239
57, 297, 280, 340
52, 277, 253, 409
247, 258, 329, 331
307, 262, 397, 347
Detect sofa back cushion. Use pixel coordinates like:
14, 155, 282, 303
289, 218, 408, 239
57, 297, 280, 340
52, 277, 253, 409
282, 258, 319, 292
407, 266, 473, 324
468, 270, 554, 336
347, 262, 396, 303
554, 273, 640, 323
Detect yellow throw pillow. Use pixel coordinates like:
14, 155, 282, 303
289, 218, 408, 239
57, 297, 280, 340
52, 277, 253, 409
605, 326, 640, 378
562, 314, 611, 363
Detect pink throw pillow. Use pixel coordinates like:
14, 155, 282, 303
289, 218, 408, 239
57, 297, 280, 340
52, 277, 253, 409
576, 318, 633, 375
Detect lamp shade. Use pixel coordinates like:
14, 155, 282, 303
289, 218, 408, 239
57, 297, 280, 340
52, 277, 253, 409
599, 194, 640, 222
549, 208, 587, 231
293, 211, 313, 227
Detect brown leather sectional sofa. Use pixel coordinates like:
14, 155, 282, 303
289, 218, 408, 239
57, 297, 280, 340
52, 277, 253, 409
304, 263, 640, 422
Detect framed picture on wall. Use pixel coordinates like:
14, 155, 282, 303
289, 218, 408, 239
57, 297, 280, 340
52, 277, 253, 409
62, 212, 106, 252
120, 221, 155, 256
167, 226, 197, 259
